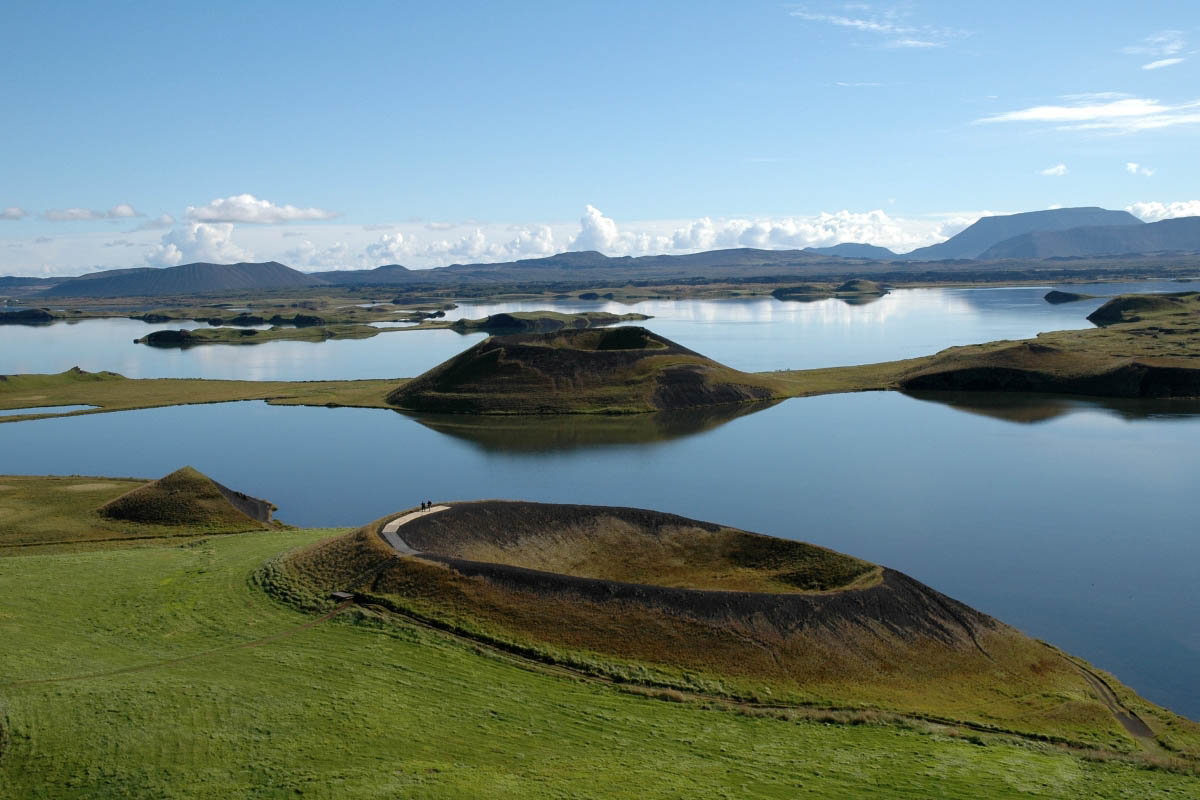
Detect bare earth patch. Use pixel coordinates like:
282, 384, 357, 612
61, 482, 125, 492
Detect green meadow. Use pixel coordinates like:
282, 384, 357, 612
2, 530, 1198, 798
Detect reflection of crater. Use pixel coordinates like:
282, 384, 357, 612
904, 390, 1200, 424
401, 399, 781, 452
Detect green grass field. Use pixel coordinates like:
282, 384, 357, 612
1, 530, 1198, 798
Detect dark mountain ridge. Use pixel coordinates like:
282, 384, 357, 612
38, 261, 329, 297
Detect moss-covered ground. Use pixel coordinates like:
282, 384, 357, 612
2, 529, 1199, 798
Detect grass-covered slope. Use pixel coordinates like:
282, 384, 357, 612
4, 531, 1198, 797
0, 468, 274, 549
98, 466, 275, 529
0, 368, 401, 422
899, 292, 1200, 397
386, 326, 786, 414
280, 501, 1200, 755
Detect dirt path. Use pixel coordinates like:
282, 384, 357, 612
1069, 660, 1156, 741
0, 602, 352, 689
380, 505, 448, 554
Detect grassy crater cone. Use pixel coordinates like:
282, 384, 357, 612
98, 466, 276, 529
385, 326, 782, 414
279, 500, 1200, 749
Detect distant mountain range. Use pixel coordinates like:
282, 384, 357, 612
898, 207, 1143, 261
978, 217, 1200, 259
7, 207, 1200, 298
37, 261, 327, 298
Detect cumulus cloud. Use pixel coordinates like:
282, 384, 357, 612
284, 239, 354, 268
569, 205, 623, 251
975, 95, 1200, 133
367, 224, 558, 266
1125, 201, 1200, 222
186, 194, 339, 224
146, 223, 249, 267
42, 203, 143, 221
1040, 163, 1068, 177
569, 206, 954, 257
1, 207, 28, 220
1126, 162, 1155, 176
364, 232, 410, 265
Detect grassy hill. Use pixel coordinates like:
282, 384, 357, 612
898, 293, 1200, 397
386, 327, 787, 414
277, 501, 1200, 757
0, 467, 275, 550
98, 466, 275, 529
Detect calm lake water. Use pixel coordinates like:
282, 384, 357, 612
5, 279, 1200, 380
1, 392, 1198, 720
4, 278, 1200, 719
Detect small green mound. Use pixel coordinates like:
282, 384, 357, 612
98, 466, 275, 530
1086, 293, 1194, 325
449, 311, 649, 333
834, 278, 886, 295
1044, 290, 1095, 304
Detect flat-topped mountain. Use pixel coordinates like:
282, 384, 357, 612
276, 500, 1191, 749
980, 216, 1200, 260
385, 326, 784, 413
39, 261, 328, 297
899, 207, 1143, 261
804, 242, 899, 259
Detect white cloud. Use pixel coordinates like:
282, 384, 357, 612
42, 204, 143, 221
186, 194, 339, 224
363, 232, 411, 265
1040, 163, 1068, 177
146, 223, 249, 267
790, 5, 964, 49
1123, 30, 1185, 57
284, 239, 354, 268
1125, 162, 1155, 176
573, 206, 956, 257
976, 96, 1200, 133
131, 213, 176, 231
1125, 200, 1200, 222
1, 207, 27, 220
1142, 57, 1184, 71
569, 205, 623, 251
0, 207, 1009, 276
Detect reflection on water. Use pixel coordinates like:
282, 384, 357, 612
6, 280, 1200, 380
2, 393, 1199, 718
405, 400, 781, 453
0, 404, 97, 417
905, 391, 1200, 424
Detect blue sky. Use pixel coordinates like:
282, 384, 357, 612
1, 1, 1197, 275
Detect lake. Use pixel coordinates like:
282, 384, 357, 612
4, 278, 1200, 720
6, 279, 1200, 380
1, 391, 1198, 720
